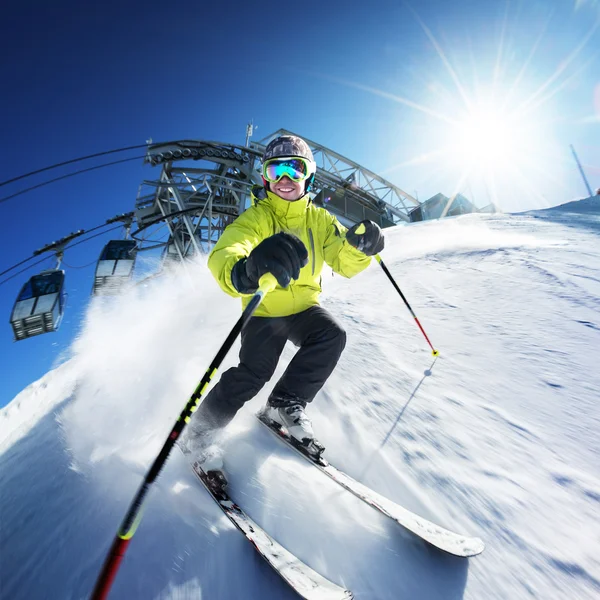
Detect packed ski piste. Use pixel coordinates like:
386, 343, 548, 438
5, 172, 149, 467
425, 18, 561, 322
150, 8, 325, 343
91, 135, 484, 599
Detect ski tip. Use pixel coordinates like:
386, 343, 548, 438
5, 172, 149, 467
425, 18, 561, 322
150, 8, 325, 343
463, 537, 485, 557
446, 536, 484, 557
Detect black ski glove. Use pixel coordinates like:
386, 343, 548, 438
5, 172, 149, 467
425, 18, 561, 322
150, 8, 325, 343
231, 232, 308, 293
346, 220, 385, 256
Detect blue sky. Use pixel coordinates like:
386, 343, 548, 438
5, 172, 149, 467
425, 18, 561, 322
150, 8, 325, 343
1, 0, 599, 406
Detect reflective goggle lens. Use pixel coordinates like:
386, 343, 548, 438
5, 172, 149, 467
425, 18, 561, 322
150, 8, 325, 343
263, 158, 310, 183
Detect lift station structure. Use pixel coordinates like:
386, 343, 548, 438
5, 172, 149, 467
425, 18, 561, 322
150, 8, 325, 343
9, 129, 422, 340
132, 128, 420, 260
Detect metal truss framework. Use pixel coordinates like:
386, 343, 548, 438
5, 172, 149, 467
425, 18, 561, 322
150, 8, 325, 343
252, 129, 419, 224
133, 132, 421, 260
134, 140, 260, 258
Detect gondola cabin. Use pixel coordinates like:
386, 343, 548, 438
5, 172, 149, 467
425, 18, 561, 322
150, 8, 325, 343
93, 240, 137, 295
10, 270, 66, 341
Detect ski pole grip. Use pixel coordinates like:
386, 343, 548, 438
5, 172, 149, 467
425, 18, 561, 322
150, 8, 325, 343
258, 273, 278, 295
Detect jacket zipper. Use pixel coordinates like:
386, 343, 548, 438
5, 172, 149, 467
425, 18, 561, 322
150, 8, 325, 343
308, 228, 316, 276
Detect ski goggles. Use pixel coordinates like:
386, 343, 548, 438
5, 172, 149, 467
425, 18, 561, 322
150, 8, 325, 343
262, 157, 314, 183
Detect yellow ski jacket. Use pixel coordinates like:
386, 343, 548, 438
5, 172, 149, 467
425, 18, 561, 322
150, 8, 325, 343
207, 186, 371, 317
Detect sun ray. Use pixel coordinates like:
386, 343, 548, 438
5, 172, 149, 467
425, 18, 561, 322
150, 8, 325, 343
467, 37, 482, 105
500, 11, 554, 112
310, 71, 457, 125
522, 52, 600, 115
449, 165, 474, 202
485, 173, 500, 208
515, 18, 600, 117
521, 151, 576, 195
380, 149, 448, 175
493, 0, 511, 96
510, 161, 560, 207
404, 1, 473, 111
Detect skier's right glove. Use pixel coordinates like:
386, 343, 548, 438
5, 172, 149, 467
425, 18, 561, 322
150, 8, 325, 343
231, 232, 308, 293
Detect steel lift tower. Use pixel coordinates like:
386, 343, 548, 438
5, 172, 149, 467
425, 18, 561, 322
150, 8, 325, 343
131, 129, 420, 259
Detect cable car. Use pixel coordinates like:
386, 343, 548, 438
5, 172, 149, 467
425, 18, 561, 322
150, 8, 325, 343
10, 270, 66, 341
93, 240, 137, 295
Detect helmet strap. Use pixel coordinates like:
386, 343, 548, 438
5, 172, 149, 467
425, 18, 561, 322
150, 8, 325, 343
304, 173, 315, 195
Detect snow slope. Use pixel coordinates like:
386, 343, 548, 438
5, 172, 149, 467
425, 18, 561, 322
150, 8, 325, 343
1, 210, 599, 599
545, 194, 600, 215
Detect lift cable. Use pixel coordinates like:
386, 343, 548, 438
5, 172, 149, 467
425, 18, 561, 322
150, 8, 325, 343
65, 224, 124, 252
0, 155, 146, 205
0, 255, 41, 281
0, 255, 55, 288
0, 144, 149, 188
62, 258, 106, 270
60, 225, 127, 269
0, 223, 124, 282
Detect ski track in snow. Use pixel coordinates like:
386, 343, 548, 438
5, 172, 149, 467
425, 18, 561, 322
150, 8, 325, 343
1, 210, 599, 599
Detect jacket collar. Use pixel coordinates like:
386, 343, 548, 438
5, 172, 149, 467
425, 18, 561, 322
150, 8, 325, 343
252, 185, 310, 221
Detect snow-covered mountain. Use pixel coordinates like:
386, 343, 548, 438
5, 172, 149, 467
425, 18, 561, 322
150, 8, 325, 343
1, 209, 599, 599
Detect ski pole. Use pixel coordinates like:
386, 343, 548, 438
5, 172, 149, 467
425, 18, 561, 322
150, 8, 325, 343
90, 273, 278, 600
375, 255, 439, 357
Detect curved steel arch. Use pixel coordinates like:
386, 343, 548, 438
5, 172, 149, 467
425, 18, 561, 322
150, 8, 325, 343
135, 133, 422, 262
138, 140, 261, 258
253, 129, 419, 224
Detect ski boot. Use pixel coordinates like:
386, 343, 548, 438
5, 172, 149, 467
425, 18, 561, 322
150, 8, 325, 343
192, 445, 228, 492
261, 395, 325, 460
180, 425, 228, 490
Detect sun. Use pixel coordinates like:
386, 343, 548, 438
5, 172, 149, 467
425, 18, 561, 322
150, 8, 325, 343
357, 0, 599, 210
451, 108, 525, 171
334, 1, 600, 210
434, 96, 552, 204
440, 99, 540, 181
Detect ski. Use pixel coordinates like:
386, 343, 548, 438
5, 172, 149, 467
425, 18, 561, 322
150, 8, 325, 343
188, 458, 354, 600
257, 412, 485, 558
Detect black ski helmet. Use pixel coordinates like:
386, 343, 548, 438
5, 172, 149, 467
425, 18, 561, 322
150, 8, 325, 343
262, 134, 317, 194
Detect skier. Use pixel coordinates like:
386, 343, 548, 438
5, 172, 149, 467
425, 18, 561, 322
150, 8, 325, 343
184, 134, 384, 474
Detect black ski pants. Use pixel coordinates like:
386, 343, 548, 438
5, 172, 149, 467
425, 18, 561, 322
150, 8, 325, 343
191, 305, 346, 433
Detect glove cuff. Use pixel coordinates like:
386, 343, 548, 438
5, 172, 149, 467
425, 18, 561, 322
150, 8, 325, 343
231, 258, 258, 294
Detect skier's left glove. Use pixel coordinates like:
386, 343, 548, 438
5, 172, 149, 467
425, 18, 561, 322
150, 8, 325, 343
346, 220, 385, 256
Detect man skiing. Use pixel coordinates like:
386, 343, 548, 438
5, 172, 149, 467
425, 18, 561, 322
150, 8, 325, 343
185, 134, 384, 473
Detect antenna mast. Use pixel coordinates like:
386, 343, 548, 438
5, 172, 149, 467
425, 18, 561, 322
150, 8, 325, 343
245, 120, 254, 147
570, 144, 593, 197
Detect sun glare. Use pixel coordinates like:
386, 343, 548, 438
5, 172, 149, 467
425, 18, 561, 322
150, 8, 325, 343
360, 3, 600, 210
451, 108, 528, 171
427, 93, 557, 209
